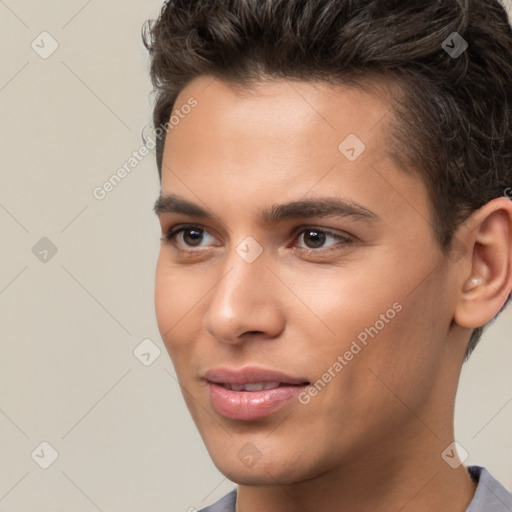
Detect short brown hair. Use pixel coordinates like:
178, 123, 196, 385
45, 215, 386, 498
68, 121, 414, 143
142, 0, 512, 360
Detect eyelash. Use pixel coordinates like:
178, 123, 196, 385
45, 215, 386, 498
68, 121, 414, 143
161, 224, 353, 255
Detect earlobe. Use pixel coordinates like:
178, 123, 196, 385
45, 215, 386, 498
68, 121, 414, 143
453, 197, 512, 330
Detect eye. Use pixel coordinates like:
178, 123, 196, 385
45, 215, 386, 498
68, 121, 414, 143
294, 227, 352, 252
161, 224, 218, 249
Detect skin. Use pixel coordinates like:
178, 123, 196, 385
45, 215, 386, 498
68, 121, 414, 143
154, 75, 512, 512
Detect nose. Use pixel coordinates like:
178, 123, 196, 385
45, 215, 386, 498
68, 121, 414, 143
202, 251, 285, 345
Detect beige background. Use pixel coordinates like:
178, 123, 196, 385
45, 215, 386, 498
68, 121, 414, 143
0, 1, 511, 510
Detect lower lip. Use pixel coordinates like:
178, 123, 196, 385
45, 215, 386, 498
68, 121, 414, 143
207, 382, 306, 420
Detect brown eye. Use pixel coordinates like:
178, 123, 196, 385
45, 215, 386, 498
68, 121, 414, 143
162, 224, 217, 249
301, 229, 327, 249
180, 227, 204, 247
295, 227, 352, 252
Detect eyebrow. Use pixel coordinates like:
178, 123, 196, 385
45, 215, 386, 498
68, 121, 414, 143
153, 193, 380, 224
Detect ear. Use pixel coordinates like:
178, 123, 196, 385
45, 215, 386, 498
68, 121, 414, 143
453, 197, 512, 329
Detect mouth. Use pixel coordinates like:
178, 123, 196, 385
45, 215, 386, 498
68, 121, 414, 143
219, 382, 304, 391
204, 366, 310, 421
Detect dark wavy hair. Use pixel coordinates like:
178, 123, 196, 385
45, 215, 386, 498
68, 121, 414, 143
142, 0, 512, 361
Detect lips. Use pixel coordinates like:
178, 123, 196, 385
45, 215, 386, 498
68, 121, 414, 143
204, 366, 310, 420
222, 382, 281, 391
204, 367, 309, 386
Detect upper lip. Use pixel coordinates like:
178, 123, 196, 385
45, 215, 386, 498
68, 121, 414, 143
204, 366, 310, 386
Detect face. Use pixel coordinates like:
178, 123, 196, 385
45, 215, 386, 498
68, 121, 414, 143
154, 76, 459, 485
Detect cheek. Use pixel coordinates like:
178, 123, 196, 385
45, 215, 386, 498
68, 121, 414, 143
154, 254, 196, 356
296, 262, 448, 397
347, 273, 451, 413
284, 265, 403, 353
154, 255, 175, 336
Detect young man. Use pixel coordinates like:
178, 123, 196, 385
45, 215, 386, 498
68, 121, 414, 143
143, 1, 512, 510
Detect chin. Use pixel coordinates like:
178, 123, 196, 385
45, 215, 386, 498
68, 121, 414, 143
206, 445, 320, 486
213, 461, 303, 486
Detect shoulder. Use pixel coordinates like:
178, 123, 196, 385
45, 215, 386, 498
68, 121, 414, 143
466, 465, 512, 511
197, 489, 237, 512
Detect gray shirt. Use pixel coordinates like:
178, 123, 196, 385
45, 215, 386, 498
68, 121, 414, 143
198, 466, 512, 512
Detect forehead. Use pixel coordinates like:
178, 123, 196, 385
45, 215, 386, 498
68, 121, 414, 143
169, 75, 394, 153
163, 76, 392, 179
